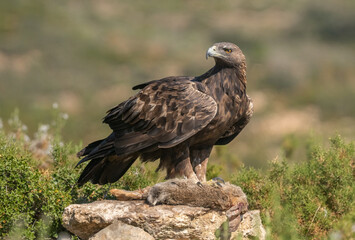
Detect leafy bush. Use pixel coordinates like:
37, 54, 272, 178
232, 135, 355, 239
0, 130, 71, 239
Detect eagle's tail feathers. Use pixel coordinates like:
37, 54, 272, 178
76, 131, 153, 186
77, 138, 104, 158
77, 155, 137, 186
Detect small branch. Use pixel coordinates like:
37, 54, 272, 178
307, 205, 321, 234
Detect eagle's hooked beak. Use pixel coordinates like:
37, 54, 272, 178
206, 45, 221, 60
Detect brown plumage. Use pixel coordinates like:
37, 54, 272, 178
77, 42, 253, 186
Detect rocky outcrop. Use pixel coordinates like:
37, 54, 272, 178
63, 200, 227, 239
62, 179, 265, 240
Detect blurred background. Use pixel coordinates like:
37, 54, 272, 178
0, 0, 354, 173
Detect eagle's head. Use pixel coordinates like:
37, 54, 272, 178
206, 42, 245, 67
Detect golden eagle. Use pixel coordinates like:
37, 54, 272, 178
77, 42, 253, 185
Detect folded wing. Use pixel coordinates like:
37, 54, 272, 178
103, 79, 218, 155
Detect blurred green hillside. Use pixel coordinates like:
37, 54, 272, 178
0, 0, 354, 170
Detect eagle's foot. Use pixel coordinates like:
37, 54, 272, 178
204, 177, 225, 188
212, 177, 225, 184
204, 177, 224, 188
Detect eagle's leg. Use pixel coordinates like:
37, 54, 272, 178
194, 158, 208, 182
166, 159, 198, 181
190, 146, 213, 182
175, 157, 199, 182
165, 143, 198, 182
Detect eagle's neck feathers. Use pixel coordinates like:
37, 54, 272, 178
196, 62, 247, 97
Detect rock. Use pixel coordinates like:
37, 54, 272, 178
57, 231, 72, 240
89, 220, 154, 240
63, 200, 227, 240
232, 210, 266, 240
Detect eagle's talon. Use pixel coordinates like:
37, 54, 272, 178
197, 181, 203, 188
212, 177, 225, 184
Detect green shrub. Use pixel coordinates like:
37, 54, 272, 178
232, 135, 355, 239
0, 130, 71, 239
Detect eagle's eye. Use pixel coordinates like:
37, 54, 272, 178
223, 48, 232, 54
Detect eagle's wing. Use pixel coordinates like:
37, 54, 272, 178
103, 79, 217, 153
